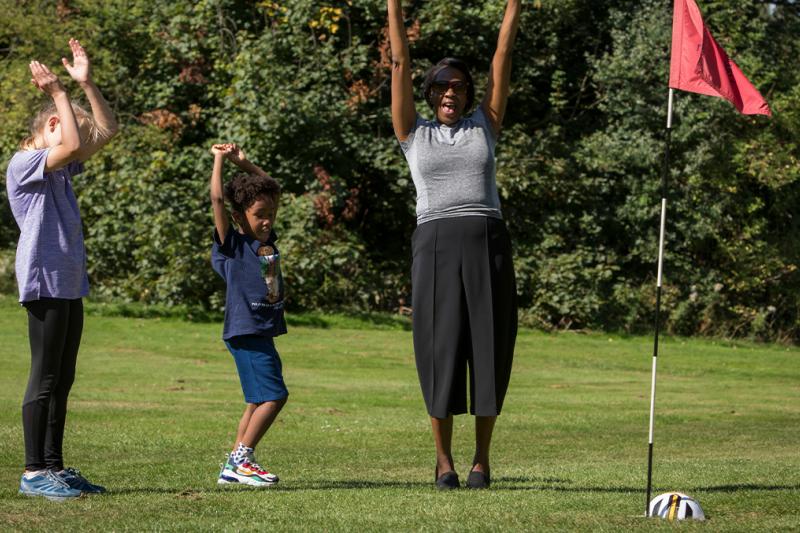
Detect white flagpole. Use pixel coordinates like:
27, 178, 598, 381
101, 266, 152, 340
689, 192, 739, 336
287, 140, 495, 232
646, 87, 674, 516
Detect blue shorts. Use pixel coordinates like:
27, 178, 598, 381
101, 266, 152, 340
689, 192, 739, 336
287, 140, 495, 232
224, 335, 288, 404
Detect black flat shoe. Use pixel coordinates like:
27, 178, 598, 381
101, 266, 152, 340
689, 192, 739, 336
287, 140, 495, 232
435, 468, 460, 490
466, 468, 490, 489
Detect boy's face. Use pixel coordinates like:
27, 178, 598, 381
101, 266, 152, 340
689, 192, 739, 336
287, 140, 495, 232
235, 194, 278, 242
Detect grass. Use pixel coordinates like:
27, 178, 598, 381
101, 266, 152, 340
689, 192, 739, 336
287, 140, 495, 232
0, 293, 798, 531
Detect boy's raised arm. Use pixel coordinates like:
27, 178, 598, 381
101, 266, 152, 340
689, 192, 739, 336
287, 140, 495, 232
224, 145, 271, 180
63, 39, 119, 161
210, 145, 231, 241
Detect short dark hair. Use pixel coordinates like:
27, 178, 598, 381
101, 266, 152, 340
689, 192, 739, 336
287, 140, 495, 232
224, 173, 281, 213
422, 57, 475, 112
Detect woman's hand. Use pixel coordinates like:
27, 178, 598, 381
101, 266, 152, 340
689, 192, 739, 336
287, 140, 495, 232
62, 38, 91, 85
29, 61, 66, 96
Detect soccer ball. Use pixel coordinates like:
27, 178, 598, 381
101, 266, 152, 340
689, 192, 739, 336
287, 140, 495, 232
648, 492, 705, 521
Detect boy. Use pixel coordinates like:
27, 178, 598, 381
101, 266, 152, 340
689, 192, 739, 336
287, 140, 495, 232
209, 143, 287, 487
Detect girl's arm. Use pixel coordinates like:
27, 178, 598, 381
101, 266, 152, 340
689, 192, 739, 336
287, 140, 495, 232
29, 61, 83, 171
481, 0, 521, 136
63, 39, 119, 161
210, 144, 231, 241
387, 0, 416, 142
224, 145, 271, 179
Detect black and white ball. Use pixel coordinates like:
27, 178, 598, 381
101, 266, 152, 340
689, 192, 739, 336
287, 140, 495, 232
648, 492, 705, 521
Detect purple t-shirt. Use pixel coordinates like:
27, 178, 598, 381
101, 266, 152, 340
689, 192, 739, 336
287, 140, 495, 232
5, 148, 89, 302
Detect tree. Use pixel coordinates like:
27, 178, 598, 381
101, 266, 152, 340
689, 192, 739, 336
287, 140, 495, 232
1, 0, 798, 340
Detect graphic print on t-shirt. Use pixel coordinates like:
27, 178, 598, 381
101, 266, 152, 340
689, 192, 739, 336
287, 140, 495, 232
257, 245, 283, 304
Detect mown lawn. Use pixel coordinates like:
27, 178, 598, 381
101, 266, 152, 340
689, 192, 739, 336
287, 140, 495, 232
0, 294, 798, 531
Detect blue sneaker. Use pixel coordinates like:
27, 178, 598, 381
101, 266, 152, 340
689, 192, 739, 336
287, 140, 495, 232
54, 468, 106, 494
19, 470, 82, 501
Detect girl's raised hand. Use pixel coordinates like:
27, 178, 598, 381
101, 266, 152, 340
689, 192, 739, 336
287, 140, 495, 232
62, 38, 91, 84
29, 61, 65, 96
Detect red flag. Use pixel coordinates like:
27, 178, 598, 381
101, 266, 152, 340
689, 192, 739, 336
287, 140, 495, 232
669, 0, 771, 116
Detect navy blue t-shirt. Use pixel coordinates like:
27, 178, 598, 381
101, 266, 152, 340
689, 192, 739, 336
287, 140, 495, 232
211, 227, 287, 340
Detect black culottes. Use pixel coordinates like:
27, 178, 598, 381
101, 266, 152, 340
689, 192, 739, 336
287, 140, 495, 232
411, 216, 518, 418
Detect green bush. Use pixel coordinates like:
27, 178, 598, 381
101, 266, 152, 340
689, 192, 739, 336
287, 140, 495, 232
1, 0, 798, 341
0, 248, 16, 296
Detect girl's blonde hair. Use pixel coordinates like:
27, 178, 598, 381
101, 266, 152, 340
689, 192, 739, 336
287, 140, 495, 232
19, 101, 99, 151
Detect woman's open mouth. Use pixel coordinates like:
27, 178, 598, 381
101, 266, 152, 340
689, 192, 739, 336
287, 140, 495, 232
440, 100, 458, 118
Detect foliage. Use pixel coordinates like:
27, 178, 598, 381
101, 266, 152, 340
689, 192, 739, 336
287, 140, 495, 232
0, 249, 15, 295
0, 0, 798, 340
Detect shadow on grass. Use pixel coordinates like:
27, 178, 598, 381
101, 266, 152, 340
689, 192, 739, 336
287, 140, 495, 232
499, 476, 571, 484
688, 483, 800, 493
82, 299, 413, 331
85, 302, 222, 323
495, 477, 639, 493
110, 480, 429, 495
287, 312, 412, 331
286, 315, 331, 329
107, 477, 582, 494
106, 480, 800, 496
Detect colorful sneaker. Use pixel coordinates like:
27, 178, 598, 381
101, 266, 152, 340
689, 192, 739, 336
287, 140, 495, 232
244, 453, 279, 485
217, 454, 239, 485
218, 455, 278, 487
54, 468, 107, 494
19, 470, 82, 501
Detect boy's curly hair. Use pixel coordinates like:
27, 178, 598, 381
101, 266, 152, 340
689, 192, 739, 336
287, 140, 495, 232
224, 173, 281, 213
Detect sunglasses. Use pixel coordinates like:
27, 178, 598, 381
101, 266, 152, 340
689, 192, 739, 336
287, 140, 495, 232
430, 80, 469, 95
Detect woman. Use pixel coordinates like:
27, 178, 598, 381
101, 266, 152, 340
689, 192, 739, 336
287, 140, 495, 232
387, 0, 521, 490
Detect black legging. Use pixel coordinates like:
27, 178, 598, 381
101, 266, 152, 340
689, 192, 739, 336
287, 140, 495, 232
22, 298, 83, 471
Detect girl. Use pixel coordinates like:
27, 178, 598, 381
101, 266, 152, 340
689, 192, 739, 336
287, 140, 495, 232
209, 143, 287, 488
387, 0, 521, 490
6, 39, 118, 500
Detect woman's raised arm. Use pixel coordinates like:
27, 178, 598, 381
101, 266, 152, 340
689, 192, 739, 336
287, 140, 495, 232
388, 0, 416, 141
481, 0, 521, 136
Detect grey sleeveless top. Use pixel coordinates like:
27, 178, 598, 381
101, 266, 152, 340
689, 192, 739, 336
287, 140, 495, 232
399, 106, 502, 225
